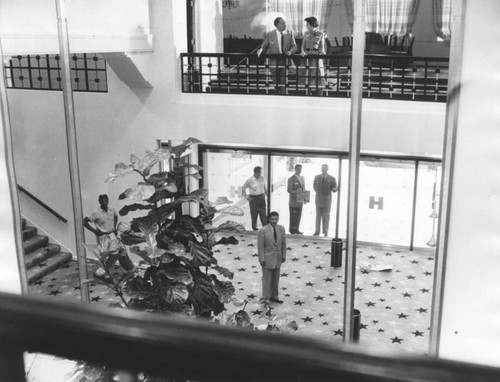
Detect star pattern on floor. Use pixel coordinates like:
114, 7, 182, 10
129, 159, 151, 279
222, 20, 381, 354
28, 233, 434, 355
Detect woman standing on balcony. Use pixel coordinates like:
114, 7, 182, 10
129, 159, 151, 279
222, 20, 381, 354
300, 16, 326, 95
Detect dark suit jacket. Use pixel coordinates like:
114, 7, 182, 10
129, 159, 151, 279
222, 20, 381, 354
313, 174, 337, 207
258, 224, 286, 269
288, 174, 306, 207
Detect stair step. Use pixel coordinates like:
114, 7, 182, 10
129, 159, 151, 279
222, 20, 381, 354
27, 252, 72, 284
22, 226, 37, 241
24, 244, 61, 269
23, 235, 49, 254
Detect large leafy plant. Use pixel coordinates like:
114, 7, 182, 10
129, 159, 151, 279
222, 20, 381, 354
105, 138, 245, 318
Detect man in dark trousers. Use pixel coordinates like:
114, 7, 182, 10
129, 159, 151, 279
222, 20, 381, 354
242, 166, 268, 231
258, 211, 286, 304
313, 164, 338, 236
287, 164, 307, 234
257, 16, 297, 94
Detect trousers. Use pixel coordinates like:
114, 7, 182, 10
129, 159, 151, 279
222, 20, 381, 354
249, 194, 267, 230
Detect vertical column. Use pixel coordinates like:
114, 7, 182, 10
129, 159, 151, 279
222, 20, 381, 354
343, 0, 365, 343
428, 0, 466, 357
0, 38, 28, 295
55, 0, 89, 303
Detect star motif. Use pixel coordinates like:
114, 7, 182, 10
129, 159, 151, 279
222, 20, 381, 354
47, 284, 55, 288
294, 300, 305, 306
397, 313, 409, 319
372, 282, 382, 287
50, 277, 57, 281
34, 280, 44, 285
302, 316, 313, 323
234, 256, 241, 261
247, 244, 254, 247
411, 260, 419, 264
318, 313, 325, 317
38, 262, 47, 268
416, 307, 428, 313
237, 268, 246, 272
420, 288, 430, 293
314, 295, 324, 301
287, 247, 292, 250
368, 255, 376, 259
427, 256, 434, 261
305, 282, 314, 287
323, 322, 329, 326
385, 252, 393, 256
391, 337, 403, 343
360, 323, 368, 329
372, 320, 379, 324
365, 301, 376, 307
379, 298, 385, 302
281, 273, 288, 277
355, 287, 363, 292
333, 329, 343, 336
360, 269, 369, 274
252, 253, 258, 257
402, 292, 412, 298
73, 286, 81, 290
291, 258, 299, 262
423, 271, 432, 276
378, 328, 385, 333
91, 296, 101, 302
302, 244, 309, 248
412, 330, 424, 337
315, 265, 323, 270
251, 309, 263, 315
324, 277, 333, 282
385, 306, 392, 310
49, 290, 61, 296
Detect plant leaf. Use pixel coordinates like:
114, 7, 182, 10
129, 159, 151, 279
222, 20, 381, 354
118, 203, 153, 217
132, 149, 172, 177
188, 241, 215, 267
213, 221, 246, 233
164, 284, 189, 307
213, 196, 233, 206
105, 162, 134, 182
211, 275, 235, 304
119, 183, 155, 201
216, 205, 245, 216
212, 265, 234, 280
163, 268, 194, 287
129, 245, 153, 265
120, 230, 146, 245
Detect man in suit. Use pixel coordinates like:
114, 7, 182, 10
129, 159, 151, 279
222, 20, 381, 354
313, 164, 338, 236
258, 211, 286, 304
287, 164, 307, 234
257, 17, 297, 94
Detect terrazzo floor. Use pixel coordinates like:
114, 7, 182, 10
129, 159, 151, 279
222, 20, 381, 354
29, 232, 435, 357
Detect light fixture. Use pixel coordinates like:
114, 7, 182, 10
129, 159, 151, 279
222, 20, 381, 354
223, 0, 240, 9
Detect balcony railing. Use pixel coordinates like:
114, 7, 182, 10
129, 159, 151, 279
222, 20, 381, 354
181, 53, 449, 102
2, 292, 500, 381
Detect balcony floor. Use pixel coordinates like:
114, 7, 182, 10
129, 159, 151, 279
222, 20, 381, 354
28, 232, 434, 359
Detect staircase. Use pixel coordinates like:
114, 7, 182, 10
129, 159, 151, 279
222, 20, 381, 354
22, 218, 72, 284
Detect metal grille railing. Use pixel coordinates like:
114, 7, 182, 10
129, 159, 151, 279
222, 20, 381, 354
4, 53, 108, 92
181, 53, 449, 102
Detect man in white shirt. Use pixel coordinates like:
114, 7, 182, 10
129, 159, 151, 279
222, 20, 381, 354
84, 194, 135, 282
242, 166, 268, 231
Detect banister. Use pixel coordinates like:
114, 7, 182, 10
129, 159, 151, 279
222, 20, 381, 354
17, 185, 68, 223
1, 292, 499, 381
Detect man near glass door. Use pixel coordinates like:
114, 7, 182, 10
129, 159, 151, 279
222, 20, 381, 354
313, 164, 338, 236
242, 166, 268, 231
287, 164, 307, 234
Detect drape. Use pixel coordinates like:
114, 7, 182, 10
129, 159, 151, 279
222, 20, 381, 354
345, 0, 420, 36
432, 0, 452, 40
270, 0, 334, 36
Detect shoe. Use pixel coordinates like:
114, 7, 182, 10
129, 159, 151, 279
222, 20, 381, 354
252, 228, 259, 231
313, 232, 320, 236
296, 231, 303, 235
270, 298, 283, 304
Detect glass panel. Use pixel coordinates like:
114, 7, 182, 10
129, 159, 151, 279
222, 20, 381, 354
270, 154, 339, 236
337, 156, 349, 240
414, 162, 442, 248
204, 150, 267, 230
357, 159, 415, 246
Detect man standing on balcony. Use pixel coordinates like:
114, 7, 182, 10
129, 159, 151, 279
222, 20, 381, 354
257, 16, 297, 94
287, 164, 307, 234
242, 166, 268, 231
313, 164, 338, 237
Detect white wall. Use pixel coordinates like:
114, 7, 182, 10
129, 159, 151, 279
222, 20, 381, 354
438, 0, 500, 367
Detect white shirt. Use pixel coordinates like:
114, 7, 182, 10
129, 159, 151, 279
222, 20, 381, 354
88, 207, 117, 233
242, 175, 267, 196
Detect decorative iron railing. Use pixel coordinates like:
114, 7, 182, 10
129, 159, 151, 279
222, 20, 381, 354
181, 53, 449, 102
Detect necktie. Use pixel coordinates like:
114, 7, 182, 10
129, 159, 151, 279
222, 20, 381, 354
273, 226, 277, 241
280, 32, 285, 54
322, 175, 325, 183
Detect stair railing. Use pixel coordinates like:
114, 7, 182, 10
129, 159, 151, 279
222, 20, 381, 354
17, 185, 68, 223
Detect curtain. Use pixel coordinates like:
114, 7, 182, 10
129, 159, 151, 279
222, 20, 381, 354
432, 0, 452, 40
344, 0, 420, 36
270, 0, 334, 36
